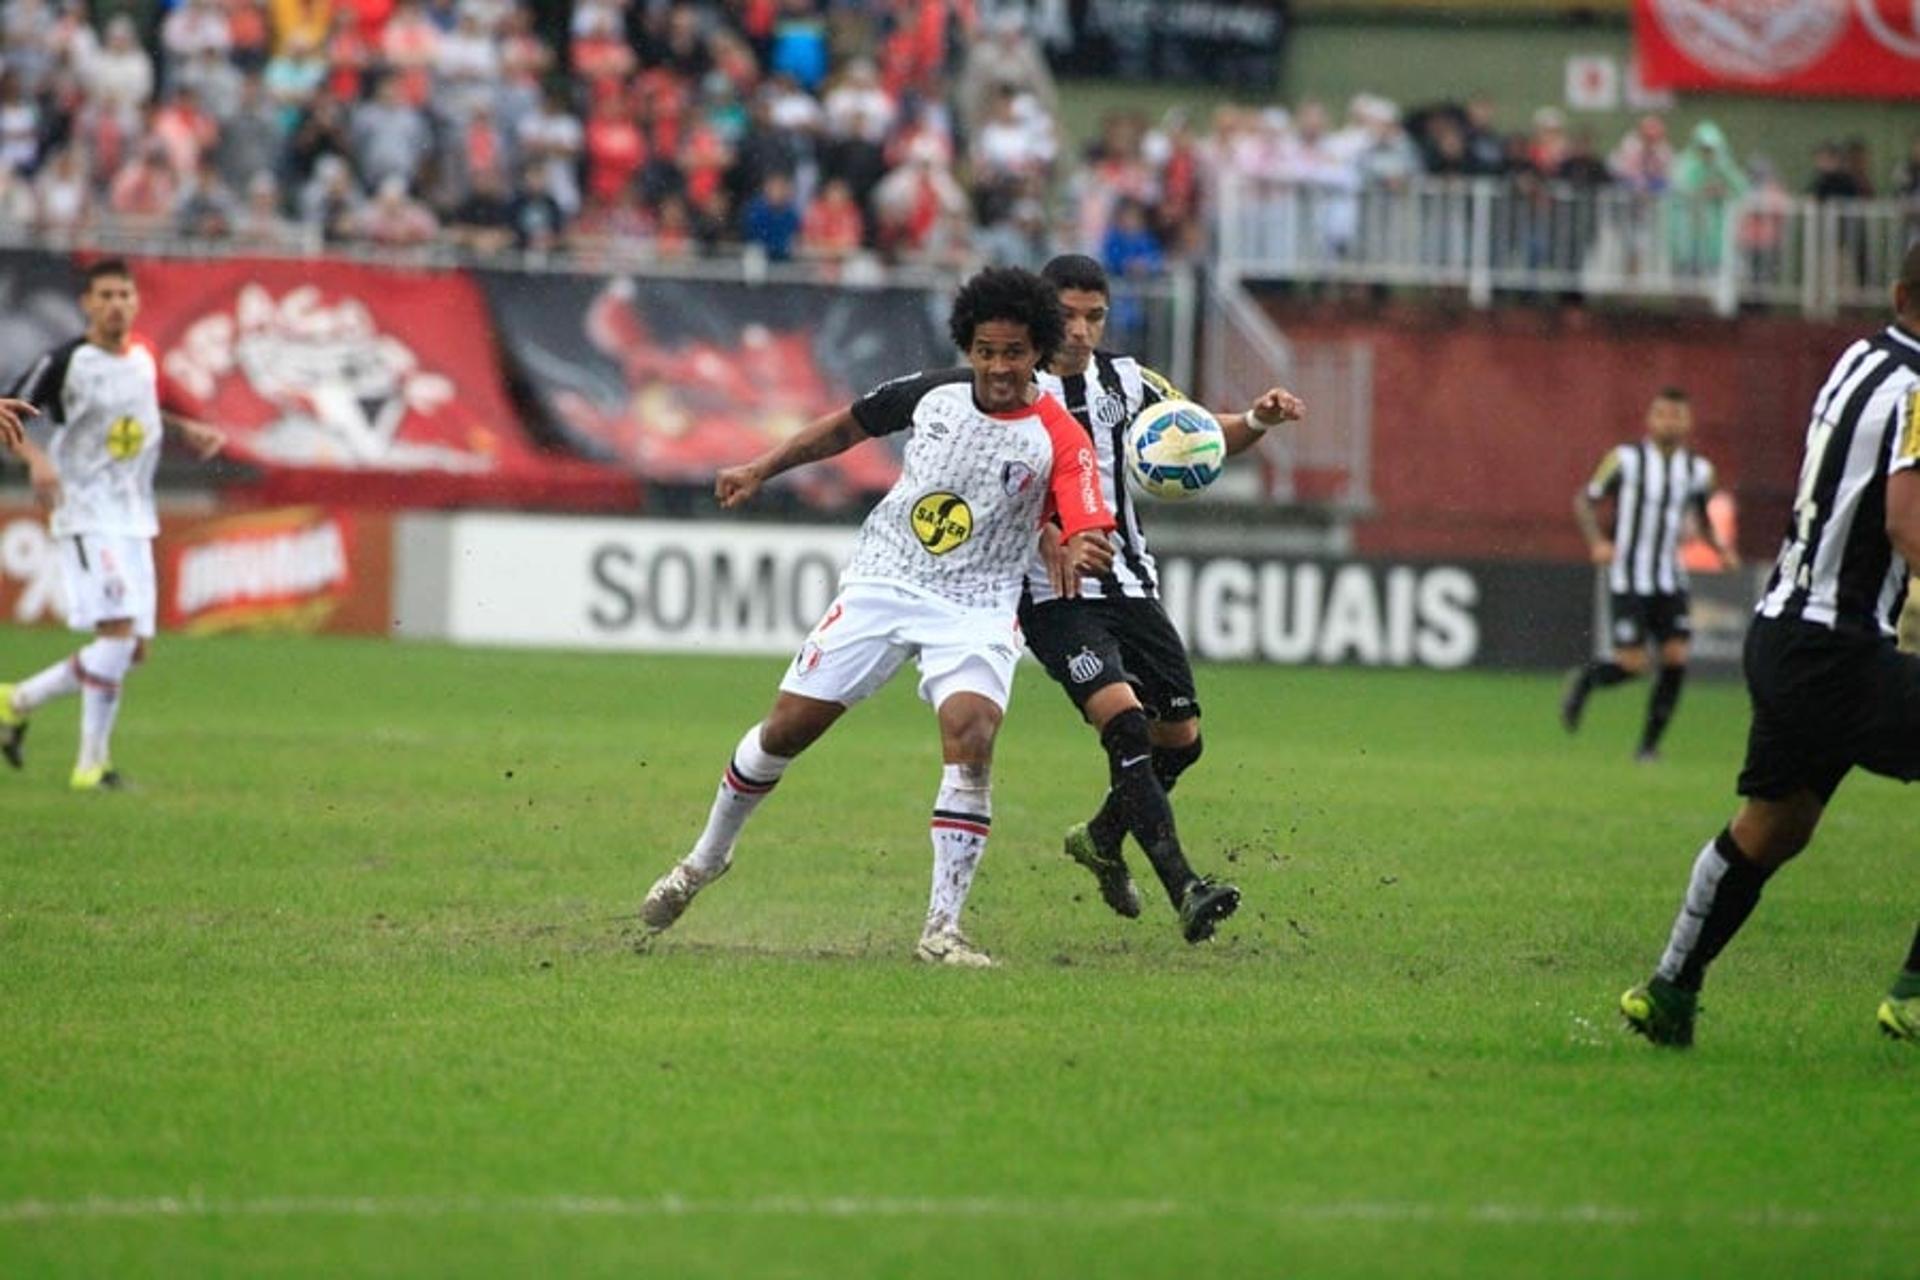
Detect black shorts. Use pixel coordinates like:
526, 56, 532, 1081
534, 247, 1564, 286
1609, 591, 1692, 648
1018, 595, 1200, 723
1737, 618, 1920, 803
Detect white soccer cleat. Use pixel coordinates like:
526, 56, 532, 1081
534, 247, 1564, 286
913, 926, 995, 969
640, 859, 728, 932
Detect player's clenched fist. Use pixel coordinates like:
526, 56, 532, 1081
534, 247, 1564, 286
715, 463, 765, 508
0, 397, 35, 453
1250, 387, 1306, 427
1065, 529, 1114, 578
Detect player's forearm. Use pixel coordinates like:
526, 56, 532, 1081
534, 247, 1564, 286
1219, 412, 1266, 458
1573, 494, 1605, 547
751, 411, 863, 481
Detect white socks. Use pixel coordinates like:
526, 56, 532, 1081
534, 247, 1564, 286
75, 637, 137, 772
13, 654, 82, 714
926, 762, 992, 935
685, 723, 793, 874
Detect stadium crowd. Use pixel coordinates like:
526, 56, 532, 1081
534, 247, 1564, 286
0, 0, 1915, 278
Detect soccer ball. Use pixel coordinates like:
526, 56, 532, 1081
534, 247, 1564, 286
1123, 401, 1226, 501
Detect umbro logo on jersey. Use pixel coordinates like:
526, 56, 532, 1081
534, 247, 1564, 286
1067, 647, 1103, 683
910, 491, 973, 555
1001, 460, 1036, 496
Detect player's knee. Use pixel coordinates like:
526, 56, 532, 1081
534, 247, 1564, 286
1151, 733, 1203, 791
938, 696, 1001, 763
1099, 706, 1153, 777
1616, 649, 1650, 675
1729, 796, 1820, 869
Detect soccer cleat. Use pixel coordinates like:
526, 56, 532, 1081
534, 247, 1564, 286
640, 859, 728, 932
1621, 977, 1697, 1047
1064, 822, 1141, 919
0, 687, 25, 771
1178, 876, 1240, 944
1559, 668, 1589, 733
1878, 996, 1919, 1042
69, 766, 127, 793
914, 926, 995, 968
1634, 748, 1662, 765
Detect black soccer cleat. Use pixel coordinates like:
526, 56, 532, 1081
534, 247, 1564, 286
1621, 977, 1696, 1048
1, 720, 26, 771
1179, 876, 1240, 944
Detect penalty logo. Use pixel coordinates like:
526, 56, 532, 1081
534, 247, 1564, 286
911, 491, 973, 555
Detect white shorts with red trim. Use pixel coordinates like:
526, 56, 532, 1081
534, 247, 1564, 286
59, 533, 156, 638
779, 580, 1021, 711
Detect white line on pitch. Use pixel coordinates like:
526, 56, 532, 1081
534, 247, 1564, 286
0, 1196, 1912, 1231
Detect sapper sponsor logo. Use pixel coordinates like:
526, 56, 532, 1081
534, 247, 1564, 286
167, 508, 354, 632
910, 492, 974, 555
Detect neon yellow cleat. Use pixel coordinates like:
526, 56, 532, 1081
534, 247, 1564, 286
1878, 997, 1919, 1042
1621, 978, 1697, 1047
0, 684, 25, 770
70, 766, 127, 793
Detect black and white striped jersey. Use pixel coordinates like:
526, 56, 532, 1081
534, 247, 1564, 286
1586, 441, 1717, 596
1024, 352, 1182, 603
1757, 324, 1920, 638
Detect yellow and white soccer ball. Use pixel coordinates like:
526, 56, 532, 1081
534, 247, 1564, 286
1123, 401, 1226, 501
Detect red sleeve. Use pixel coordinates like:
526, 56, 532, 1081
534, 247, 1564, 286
1038, 393, 1113, 542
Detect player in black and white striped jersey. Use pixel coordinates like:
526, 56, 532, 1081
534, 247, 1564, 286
1621, 243, 1920, 1048
1019, 254, 1304, 943
1561, 388, 1738, 761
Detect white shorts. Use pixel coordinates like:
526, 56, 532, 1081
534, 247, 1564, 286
59, 533, 157, 638
779, 581, 1021, 711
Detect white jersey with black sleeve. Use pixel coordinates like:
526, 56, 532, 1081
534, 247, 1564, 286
844, 368, 1113, 615
1023, 351, 1182, 604
1757, 324, 1920, 638
8, 335, 165, 539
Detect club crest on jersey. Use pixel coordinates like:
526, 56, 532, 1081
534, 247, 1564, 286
1001, 460, 1036, 496
794, 640, 824, 676
1092, 395, 1126, 428
1067, 647, 1104, 684
911, 491, 973, 555
106, 415, 146, 461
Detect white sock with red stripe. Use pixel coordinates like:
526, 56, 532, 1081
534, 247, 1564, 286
926, 763, 991, 935
13, 654, 83, 714
685, 723, 792, 874
75, 636, 136, 772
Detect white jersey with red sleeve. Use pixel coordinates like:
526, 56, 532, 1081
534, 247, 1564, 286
842, 368, 1113, 614
7, 335, 165, 539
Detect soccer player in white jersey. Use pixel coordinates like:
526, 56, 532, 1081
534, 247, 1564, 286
1562, 387, 1738, 761
0, 260, 226, 791
1622, 244, 1920, 1047
1021, 255, 1303, 942
640, 267, 1115, 967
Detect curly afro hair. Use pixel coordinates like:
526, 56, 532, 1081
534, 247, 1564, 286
947, 266, 1065, 365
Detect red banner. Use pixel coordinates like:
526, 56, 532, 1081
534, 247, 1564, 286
1635, 0, 1920, 98
126, 257, 636, 509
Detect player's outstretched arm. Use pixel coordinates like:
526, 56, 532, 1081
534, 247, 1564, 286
162, 412, 227, 460
18, 438, 60, 514
0, 398, 35, 454
1220, 386, 1305, 457
715, 407, 864, 509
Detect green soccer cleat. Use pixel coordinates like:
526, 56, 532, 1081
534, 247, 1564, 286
1064, 822, 1141, 919
1621, 977, 1697, 1047
1178, 876, 1240, 944
1877, 996, 1919, 1042
0, 684, 25, 771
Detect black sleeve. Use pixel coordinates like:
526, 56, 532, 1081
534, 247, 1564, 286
7, 338, 79, 424
849, 367, 972, 438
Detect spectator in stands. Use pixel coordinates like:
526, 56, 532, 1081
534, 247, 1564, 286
33, 145, 91, 233
770, 0, 829, 92
287, 88, 353, 187
215, 75, 283, 194
380, 0, 440, 108
1739, 155, 1794, 289
742, 171, 800, 261
75, 16, 155, 124
152, 86, 221, 180
352, 73, 432, 192
2, 0, 61, 95
108, 143, 181, 230
325, 7, 373, 103
175, 154, 239, 237
264, 31, 328, 133
869, 133, 965, 258
163, 0, 233, 80
270, 0, 333, 57
573, 181, 654, 253
1843, 137, 1876, 198
973, 175, 1051, 269
729, 87, 802, 212
687, 183, 734, 253
0, 166, 37, 227
1809, 140, 1865, 201
1102, 197, 1165, 280
800, 175, 863, 260
509, 157, 567, 251
1668, 120, 1747, 274
229, 0, 272, 73
232, 172, 305, 248
448, 164, 518, 254
0, 74, 42, 176
1610, 115, 1672, 195
519, 83, 585, 217
1460, 94, 1507, 176
653, 192, 695, 260
349, 173, 438, 246
572, 0, 637, 100
432, 6, 501, 125
821, 57, 893, 207
957, 9, 1056, 141
969, 83, 1054, 221
1894, 135, 1920, 198
299, 153, 362, 241
584, 90, 647, 216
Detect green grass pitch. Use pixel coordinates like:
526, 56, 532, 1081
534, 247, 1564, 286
1, 631, 1913, 1278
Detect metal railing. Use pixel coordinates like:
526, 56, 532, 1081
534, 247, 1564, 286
1216, 175, 1920, 318
1200, 273, 1372, 511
